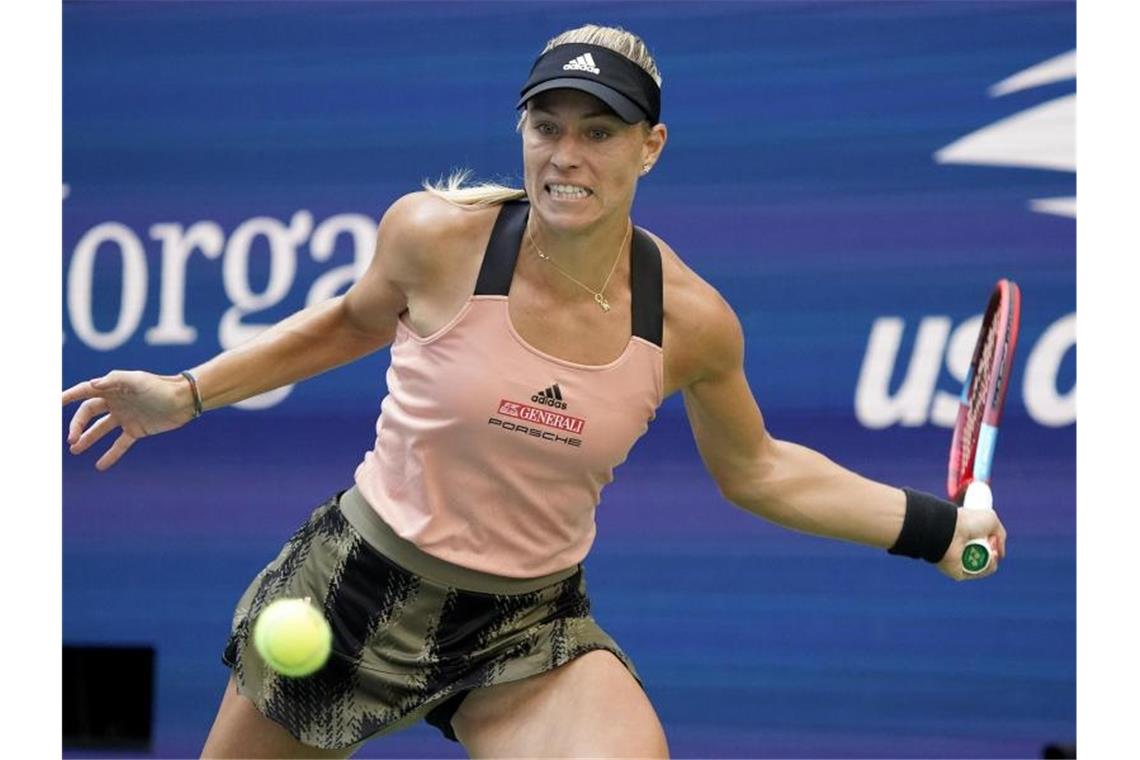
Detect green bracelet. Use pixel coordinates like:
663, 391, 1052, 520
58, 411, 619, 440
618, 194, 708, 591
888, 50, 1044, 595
179, 370, 204, 418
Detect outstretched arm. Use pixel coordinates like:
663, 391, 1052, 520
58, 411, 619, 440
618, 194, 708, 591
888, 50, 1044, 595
679, 293, 1006, 580
62, 192, 433, 469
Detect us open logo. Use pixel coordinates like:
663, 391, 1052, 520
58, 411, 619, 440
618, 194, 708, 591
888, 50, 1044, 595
852, 50, 1076, 432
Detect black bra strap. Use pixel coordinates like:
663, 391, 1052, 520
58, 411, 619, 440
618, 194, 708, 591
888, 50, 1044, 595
629, 227, 664, 347
473, 200, 528, 296
475, 200, 664, 348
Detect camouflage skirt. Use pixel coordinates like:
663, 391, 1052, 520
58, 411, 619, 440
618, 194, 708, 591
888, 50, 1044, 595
222, 486, 640, 750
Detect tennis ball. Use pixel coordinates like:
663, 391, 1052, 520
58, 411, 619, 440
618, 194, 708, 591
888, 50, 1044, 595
253, 598, 332, 677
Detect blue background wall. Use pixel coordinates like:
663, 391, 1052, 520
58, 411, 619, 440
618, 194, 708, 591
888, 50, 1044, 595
63, 2, 1075, 757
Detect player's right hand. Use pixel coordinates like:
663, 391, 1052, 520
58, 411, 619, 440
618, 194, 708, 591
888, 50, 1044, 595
62, 370, 198, 470
936, 506, 1008, 581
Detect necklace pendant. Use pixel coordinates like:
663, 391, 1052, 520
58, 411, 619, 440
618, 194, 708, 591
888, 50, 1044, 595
595, 293, 611, 312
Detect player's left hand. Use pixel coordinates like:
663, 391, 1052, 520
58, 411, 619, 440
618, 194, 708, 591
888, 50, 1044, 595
937, 507, 1008, 580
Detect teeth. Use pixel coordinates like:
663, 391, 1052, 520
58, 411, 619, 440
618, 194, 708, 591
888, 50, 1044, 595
548, 184, 590, 198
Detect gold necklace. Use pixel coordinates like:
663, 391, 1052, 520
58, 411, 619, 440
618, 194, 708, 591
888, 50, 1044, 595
526, 220, 631, 313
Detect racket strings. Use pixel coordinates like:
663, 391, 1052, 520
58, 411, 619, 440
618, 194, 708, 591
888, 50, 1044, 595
958, 322, 999, 478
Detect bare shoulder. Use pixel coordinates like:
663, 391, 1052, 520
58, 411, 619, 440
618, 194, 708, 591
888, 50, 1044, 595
383, 190, 498, 236
345, 192, 502, 335
377, 191, 500, 284
639, 228, 744, 396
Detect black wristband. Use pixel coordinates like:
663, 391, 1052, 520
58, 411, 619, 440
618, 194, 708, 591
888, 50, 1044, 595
888, 488, 958, 563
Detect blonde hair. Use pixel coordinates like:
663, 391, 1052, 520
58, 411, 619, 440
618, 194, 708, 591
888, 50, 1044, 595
420, 169, 528, 208
423, 24, 660, 208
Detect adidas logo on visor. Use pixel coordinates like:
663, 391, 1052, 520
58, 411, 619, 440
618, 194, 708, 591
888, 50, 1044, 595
562, 53, 600, 75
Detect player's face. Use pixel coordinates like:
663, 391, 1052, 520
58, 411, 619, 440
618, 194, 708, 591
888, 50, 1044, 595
522, 89, 663, 232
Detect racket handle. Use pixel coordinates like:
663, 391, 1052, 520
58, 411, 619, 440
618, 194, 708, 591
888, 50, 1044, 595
960, 481, 994, 575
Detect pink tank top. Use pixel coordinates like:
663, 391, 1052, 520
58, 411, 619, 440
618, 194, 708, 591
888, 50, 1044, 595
354, 200, 664, 577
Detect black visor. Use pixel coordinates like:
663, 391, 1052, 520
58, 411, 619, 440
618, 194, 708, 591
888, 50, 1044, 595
517, 43, 661, 125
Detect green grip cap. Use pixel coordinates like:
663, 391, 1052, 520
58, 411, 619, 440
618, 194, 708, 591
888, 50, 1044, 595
962, 543, 991, 574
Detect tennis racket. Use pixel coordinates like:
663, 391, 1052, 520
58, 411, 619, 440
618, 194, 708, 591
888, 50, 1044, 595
947, 278, 1022, 575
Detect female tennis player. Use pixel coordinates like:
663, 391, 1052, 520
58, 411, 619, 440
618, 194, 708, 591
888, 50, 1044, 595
62, 24, 1008, 759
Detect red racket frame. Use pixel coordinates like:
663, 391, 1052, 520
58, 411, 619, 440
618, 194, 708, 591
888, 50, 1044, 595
947, 279, 1022, 503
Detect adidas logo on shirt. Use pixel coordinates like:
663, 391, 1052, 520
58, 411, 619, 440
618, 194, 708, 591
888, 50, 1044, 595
562, 53, 600, 75
531, 383, 568, 410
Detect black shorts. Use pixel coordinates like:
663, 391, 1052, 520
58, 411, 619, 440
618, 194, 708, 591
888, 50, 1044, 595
222, 486, 641, 750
